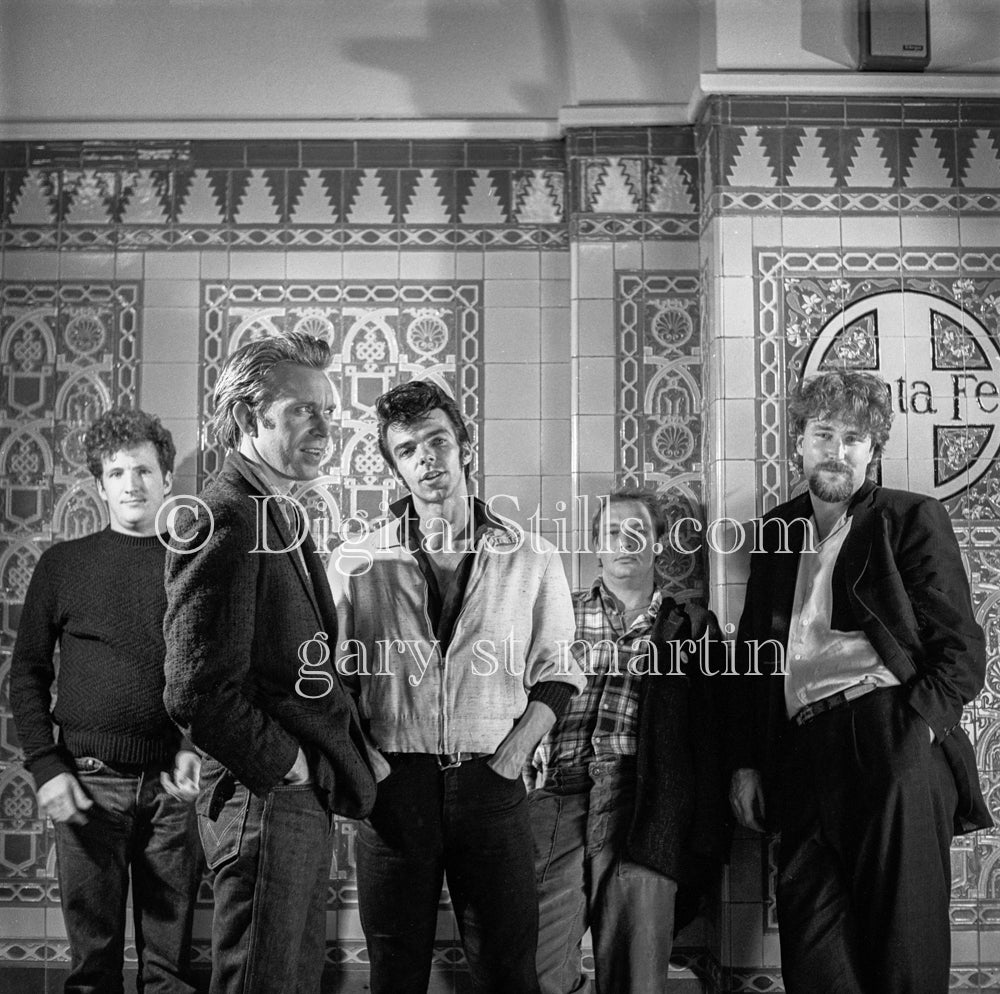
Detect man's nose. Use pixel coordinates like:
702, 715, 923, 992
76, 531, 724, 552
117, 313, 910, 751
826, 438, 847, 459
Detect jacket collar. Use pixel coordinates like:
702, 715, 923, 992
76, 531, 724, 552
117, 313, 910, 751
220, 453, 325, 624
387, 494, 520, 551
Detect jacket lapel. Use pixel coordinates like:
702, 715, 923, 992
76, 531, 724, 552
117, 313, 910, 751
223, 457, 324, 626
769, 494, 812, 648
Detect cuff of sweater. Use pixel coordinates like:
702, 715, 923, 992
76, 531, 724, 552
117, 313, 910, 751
528, 681, 575, 720
28, 748, 77, 791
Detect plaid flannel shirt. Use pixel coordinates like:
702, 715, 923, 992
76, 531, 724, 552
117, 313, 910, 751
533, 578, 662, 772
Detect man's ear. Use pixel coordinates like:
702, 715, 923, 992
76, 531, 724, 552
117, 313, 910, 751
460, 443, 472, 466
162, 470, 173, 497
234, 400, 256, 437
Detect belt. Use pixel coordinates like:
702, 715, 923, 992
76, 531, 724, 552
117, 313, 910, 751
436, 752, 493, 769
382, 751, 491, 770
792, 683, 878, 726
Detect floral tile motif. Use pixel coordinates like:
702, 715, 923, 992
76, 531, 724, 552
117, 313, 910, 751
616, 271, 704, 600
199, 282, 483, 551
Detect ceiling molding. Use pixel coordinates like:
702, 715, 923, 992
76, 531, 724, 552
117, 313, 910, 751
0, 117, 563, 142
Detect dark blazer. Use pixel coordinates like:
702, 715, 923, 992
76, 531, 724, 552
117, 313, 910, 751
732, 479, 991, 835
626, 597, 731, 922
163, 457, 376, 819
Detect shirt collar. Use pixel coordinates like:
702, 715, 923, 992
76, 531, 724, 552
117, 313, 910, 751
590, 576, 662, 633
388, 494, 510, 553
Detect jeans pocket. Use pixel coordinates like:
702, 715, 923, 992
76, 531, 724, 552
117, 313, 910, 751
197, 780, 250, 870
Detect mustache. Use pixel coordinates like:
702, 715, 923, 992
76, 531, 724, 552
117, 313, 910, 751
815, 460, 850, 474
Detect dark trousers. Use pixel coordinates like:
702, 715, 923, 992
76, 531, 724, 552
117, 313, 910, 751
196, 760, 333, 994
776, 687, 957, 994
53, 758, 199, 994
355, 754, 540, 994
530, 762, 677, 994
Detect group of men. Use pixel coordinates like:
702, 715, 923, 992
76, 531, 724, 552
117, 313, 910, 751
11, 327, 991, 994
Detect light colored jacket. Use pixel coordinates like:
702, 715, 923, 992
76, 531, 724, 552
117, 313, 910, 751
327, 512, 584, 756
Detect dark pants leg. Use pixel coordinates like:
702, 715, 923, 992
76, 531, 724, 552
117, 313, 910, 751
54, 759, 199, 994
199, 774, 333, 994
356, 756, 445, 994
444, 759, 539, 994
356, 755, 540, 994
777, 688, 957, 994
132, 775, 200, 994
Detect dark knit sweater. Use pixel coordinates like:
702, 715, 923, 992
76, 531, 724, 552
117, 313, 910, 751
11, 527, 182, 789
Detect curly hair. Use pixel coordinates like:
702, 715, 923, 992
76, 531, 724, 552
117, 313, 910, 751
84, 408, 176, 480
211, 332, 332, 450
788, 370, 894, 473
590, 487, 667, 546
375, 379, 471, 479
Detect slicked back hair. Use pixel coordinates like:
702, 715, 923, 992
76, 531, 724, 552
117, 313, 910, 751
211, 332, 332, 450
375, 379, 472, 479
590, 487, 667, 547
84, 407, 176, 480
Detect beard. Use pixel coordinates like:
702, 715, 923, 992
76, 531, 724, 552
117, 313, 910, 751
807, 461, 856, 503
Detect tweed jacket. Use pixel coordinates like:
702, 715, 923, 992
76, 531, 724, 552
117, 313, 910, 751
163, 457, 376, 819
732, 479, 991, 835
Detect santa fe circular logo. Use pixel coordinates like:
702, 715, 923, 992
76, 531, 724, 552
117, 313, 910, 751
804, 290, 1000, 501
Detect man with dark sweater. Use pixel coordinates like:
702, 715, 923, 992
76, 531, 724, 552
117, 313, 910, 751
11, 408, 200, 994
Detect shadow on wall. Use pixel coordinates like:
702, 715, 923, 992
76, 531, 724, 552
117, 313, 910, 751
344, 0, 570, 118
801, 0, 856, 67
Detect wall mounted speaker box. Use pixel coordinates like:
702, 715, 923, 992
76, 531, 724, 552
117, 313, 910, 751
858, 0, 930, 70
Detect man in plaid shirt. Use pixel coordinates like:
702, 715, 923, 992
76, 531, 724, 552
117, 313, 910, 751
530, 487, 693, 994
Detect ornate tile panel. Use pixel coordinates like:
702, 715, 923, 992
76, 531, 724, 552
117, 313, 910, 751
0, 281, 142, 968
697, 97, 1000, 225
0, 140, 570, 251
198, 281, 484, 549
0, 281, 140, 653
616, 271, 704, 600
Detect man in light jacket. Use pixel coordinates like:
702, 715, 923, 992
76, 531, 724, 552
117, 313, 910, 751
328, 379, 584, 994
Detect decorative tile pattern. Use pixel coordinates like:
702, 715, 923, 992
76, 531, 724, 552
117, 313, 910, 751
0, 281, 141, 651
616, 271, 704, 600
199, 281, 484, 550
1, 140, 573, 251
698, 97, 1000, 225
0, 281, 141, 965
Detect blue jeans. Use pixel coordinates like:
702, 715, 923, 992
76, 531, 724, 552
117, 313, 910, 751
53, 757, 200, 994
356, 753, 540, 994
196, 757, 333, 994
529, 761, 678, 994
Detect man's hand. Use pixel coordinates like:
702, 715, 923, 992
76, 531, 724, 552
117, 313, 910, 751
729, 767, 767, 832
282, 747, 311, 785
487, 701, 556, 780
160, 750, 202, 802
38, 773, 93, 825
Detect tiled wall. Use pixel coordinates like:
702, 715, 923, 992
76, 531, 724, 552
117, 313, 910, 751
0, 134, 708, 990
698, 96, 1000, 992
2, 97, 999, 990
